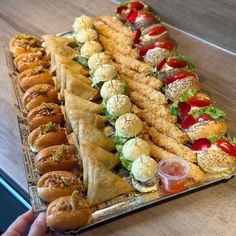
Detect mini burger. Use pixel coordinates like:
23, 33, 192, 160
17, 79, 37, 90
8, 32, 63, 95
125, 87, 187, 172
92, 64, 118, 87
37, 171, 81, 202
27, 103, 64, 129
28, 122, 68, 153
35, 144, 78, 174
140, 40, 175, 66
80, 40, 102, 59
131, 155, 158, 192
74, 29, 98, 45
114, 113, 143, 142
46, 191, 91, 231
104, 94, 132, 122
9, 33, 43, 56
116, 1, 149, 22
14, 52, 49, 72
138, 24, 168, 47
153, 55, 195, 82
181, 106, 227, 142
192, 137, 236, 173
165, 71, 200, 101
127, 11, 161, 30
100, 79, 128, 100
72, 15, 94, 33
118, 137, 150, 170
23, 84, 58, 111
88, 52, 111, 72
18, 66, 52, 92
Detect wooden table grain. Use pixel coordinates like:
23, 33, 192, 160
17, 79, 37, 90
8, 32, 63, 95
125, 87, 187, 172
0, 0, 235, 235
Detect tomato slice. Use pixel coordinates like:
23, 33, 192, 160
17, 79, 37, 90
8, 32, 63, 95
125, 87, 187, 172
116, 6, 128, 14
216, 140, 236, 157
167, 59, 187, 68
196, 114, 213, 122
192, 138, 211, 151
166, 76, 177, 84
127, 10, 138, 23
178, 102, 191, 116
188, 94, 211, 107
148, 25, 167, 36
181, 115, 196, 129
138, 12, 157, 22
154, 40, 174, 51
127, 1, 145, 10
139, 45, 156, 57
133, 28, 141, 44
156, 58, 167, 71
173, 71, 196, 80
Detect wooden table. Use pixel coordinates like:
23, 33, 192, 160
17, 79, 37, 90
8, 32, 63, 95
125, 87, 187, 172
0, 0, 235, 235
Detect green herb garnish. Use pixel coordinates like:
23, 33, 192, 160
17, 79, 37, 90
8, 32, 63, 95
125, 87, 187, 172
62, 177, 70, 186
208, 135, 219, 144
113, 133, 128, 145
156, 15, 161, 23
120, 1, 129, 6
74, 55, 88, 67
181, 88, 197, 102
150, 67, 158, 78
70, 190, 79, 210
191, 106, 225, 120
170, 103, 180, 115
177, 55, 195, 71
33, 87, 48, 95
40, 102, 50, 109
232, 137, 236, 145
53, 145, 65, 162
43, 121, 56, 133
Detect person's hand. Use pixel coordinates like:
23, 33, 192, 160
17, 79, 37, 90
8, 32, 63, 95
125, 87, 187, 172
3, 210, 67, 236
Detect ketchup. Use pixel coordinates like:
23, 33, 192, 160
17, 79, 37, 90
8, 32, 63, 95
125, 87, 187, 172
158, 157, 189, 194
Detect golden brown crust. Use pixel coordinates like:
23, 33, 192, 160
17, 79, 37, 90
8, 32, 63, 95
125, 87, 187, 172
18, 68, 53, 91
35, 145, 78, 174
28, 125, 68, 153
46, 195, 91, 231
37, 171, 81, 202
14, 52, 49, 72
23, 84, 58, 111
27, 103, 64, 129
186, 120, 227, 142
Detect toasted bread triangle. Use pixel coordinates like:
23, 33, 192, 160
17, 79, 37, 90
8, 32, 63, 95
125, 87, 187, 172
87, 157, 133, 206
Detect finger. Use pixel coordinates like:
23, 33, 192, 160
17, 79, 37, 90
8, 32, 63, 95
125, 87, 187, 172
4, 210, 34, 236
28, 212, 47, 236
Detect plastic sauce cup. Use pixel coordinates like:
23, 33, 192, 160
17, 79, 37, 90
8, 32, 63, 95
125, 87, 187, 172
157, 157, 190, 194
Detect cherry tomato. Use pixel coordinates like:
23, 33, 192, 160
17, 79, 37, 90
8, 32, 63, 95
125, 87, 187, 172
181, 115, 196, 129
192, 138, 211, 151
178, 102, 191, 116
216, 140, 236, 157
173, 71, 196, 80
196, 114, 213, 122
154, 40, 174, 51
188, 93, 211, 107
116, 6, 128, 14
139, 45, 156, 57
127, 1, 145, 10
148, 25, 167, 36
133, 28, 141, 44
156, 58, 167, 71
167, 58, 187, 68
127, 10, 138, 23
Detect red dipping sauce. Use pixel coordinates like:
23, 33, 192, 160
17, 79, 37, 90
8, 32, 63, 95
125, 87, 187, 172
157, 157, 189, 193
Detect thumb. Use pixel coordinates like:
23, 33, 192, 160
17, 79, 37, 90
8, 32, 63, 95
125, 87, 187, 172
28, 212, 47, 236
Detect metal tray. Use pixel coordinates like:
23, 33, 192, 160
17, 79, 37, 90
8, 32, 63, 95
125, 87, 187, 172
5, 23, 236, 234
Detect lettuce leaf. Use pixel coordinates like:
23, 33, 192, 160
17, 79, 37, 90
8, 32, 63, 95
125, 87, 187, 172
150, 67, 158, 78
170, 103, 180, 115
191, 106, 225, 120
120, 155, 132, 171
102, 107, 117, 123
74, 55, 88, 67
181, 88, 197, 102
177, 55, 195, 71
120, 1, 129, 6
113, 133, 128, 145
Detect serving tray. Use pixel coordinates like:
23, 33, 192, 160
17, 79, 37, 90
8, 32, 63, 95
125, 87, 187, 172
5, 25, 236, 234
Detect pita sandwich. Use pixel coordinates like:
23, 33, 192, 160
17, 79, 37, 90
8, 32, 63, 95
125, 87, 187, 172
79, 119, 115, 151
86, 157, 133, 206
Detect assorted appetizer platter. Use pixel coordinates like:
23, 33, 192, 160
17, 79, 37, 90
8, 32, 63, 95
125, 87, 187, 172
4, 1, 236, 234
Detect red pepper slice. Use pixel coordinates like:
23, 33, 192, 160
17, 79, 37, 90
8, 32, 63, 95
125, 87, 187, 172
167, 58, 187, 68
116, 6, 128, 14
156, 58, 167, 71
127, 1, 145, 10
173, 71, 196, 80
181, 115, 196, 129
139, 12, 157, 22
154, 40, 174, 51
133, 28, 141, 44
139, 45, 156, 57
196, 114, 213, 122
127, 10, 138, 23
188, 94, 211, 107
148, 25, 167, 36
178, 102, 191, 116
216, 140, 236, 157
192, 138, 211, 151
